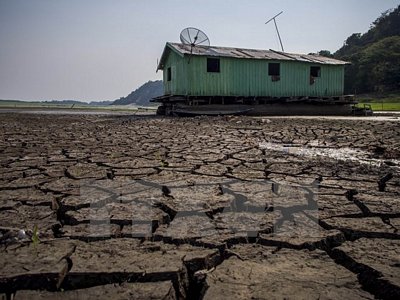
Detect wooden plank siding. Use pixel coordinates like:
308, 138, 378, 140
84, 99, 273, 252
162, 49, 345, 98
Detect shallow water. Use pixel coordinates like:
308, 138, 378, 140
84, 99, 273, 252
261, 115, 400, 122
259, 141, 400, 170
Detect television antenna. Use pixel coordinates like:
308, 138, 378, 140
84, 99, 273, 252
265, 11, 284, 52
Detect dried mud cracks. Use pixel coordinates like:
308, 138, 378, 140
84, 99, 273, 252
0, 114, 399, 299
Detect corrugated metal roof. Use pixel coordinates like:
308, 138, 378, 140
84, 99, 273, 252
158, 42, 348, 70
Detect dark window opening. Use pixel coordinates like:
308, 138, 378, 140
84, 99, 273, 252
207, 58, 220, 73
167, 67, 171, 81
268, 63, 280, 81
310, 66, 321, 77
268, 63, 280, 76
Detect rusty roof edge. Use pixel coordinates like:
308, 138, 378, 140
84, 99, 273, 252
268, 49, 297, 61
269, 49, 349, 65
299, 55, 320, 63
302, 54, 350, 65
166, 42, 350, 65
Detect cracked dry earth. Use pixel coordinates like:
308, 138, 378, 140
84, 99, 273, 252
0, 113, 399, 300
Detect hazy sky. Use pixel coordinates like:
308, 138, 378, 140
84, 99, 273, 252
0, 0, 398, 102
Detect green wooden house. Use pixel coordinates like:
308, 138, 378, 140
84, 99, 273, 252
154, 42, 352, 115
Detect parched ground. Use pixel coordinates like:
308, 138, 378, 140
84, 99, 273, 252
0, 113, 399, 299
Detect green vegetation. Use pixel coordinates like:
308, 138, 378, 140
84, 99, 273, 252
355, 102, 400, 111
31, 225, 40, 254
357, 93, 400, 103
31, 225, 40, 244
155, 151, 169, 167
333, 5, 400, 95
355, 93, 400, 111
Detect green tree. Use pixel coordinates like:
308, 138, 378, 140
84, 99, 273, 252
335, 5, 400, 94
359, 36, 400, 92
317, 50, 333, 57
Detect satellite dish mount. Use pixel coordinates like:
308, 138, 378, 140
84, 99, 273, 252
180, 27, 210, 62
265, 11, 284, 52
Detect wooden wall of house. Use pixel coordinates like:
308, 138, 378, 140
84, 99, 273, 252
162, 51, 345, 98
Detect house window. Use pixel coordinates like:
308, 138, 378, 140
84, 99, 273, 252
268, 63, 280, 81
207, 58, 220, 73
268, 63, 280, 76
310, 66, 321, 85
310, 66, 321, 77
167, 67, 171, 81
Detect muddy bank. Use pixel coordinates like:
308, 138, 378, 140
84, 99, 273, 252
0, 113, 399, 299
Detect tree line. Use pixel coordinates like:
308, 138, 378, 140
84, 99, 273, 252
318, 5, 400, 94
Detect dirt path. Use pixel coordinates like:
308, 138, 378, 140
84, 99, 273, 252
1, 113, 399, 299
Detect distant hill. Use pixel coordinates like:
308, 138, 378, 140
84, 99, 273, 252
43, 100, 113, 106
112, 80, 163, 106
334, 5, 400, 94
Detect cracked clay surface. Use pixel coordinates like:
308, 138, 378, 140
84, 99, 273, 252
0, 113, 399, 299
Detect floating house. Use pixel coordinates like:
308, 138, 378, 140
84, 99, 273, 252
154, 42, 353, 115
